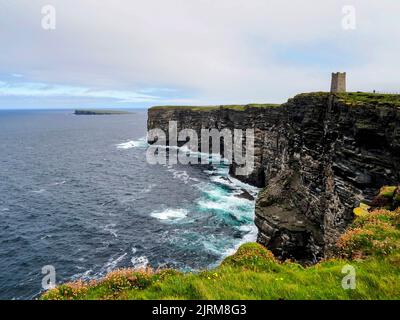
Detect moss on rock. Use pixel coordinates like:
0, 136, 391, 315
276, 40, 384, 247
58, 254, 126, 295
379, 186, 398, 198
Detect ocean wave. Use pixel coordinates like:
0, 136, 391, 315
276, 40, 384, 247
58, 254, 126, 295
194, 162, 260, 263
197, 195, 252, 212
197, 198, 253, 224
154, 144, 225, 164
101, 253, 128, 274
166, 167, 200, 184
209, 174, 258, 197
226, 224, 258, 256
50, 180, 67, 186
103, 223, 118, 238
31, 189, 47, 194
167, 169, 190, 184
131, 256, 149, 269
116, 137, 147, 149
201, 224, 258, 266
141, 184, 156, 193
202, 237, 228, 255
168, 169, 190, 184
227, 176, 260, 197
197, 180, 255, 216
200, 183, 230, 200
150, 208, 188, 221
71, 269, 94, 281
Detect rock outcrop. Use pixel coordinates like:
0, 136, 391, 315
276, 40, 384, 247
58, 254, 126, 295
147, 92, 400, 263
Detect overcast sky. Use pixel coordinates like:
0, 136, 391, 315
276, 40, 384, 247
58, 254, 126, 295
0, 0, 399, 109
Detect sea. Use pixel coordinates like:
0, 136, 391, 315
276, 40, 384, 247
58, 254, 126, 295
0, 109, 258, 299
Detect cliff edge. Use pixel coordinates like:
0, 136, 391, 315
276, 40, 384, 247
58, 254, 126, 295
147, 92, 400, 263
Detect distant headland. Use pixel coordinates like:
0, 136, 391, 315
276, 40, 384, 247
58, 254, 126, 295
74, 109, 133, 115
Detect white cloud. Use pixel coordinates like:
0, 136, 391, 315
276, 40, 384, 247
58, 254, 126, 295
0, 80, 197, 106
0, 81, 159, 102
0, 0, 399, 107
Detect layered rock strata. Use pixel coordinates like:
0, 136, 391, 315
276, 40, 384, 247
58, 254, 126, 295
147, 93, 400, 263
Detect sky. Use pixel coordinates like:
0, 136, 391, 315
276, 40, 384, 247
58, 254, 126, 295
0, 0, 399, 109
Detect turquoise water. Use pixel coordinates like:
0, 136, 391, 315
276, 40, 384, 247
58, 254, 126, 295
0, 109, 258, 299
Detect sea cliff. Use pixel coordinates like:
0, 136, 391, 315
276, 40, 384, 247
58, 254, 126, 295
148, 92, 400, 263
40, 92, 400, 299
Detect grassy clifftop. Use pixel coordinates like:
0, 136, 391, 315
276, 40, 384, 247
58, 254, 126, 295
41, 187, 400, 300
337, 92, 400, 107
149, 103, 281, 112
149, 92, 400, 112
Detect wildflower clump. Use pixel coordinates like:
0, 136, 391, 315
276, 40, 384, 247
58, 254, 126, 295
338, 205, 400, 259
42, 280, 90, 300
101, 268, 153, 292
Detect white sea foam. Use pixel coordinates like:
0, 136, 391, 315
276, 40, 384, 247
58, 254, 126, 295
167, 168, 199, 184
168, 169, 190, 184
50, 180, 66, 186
103, 223, 118, 238
197, 181, 254, 215
32, 189, 46, 194
150, 208, 188, 221
228, 175, 260, 197
116, 137, 147, 149
101, 253, 128, 273
149, 143, 261, 268
202, 238, 226, 255
209, 175, 258, 197
155, 144, 224, 164
195, 161, 261, 264
197, 195, 253, 223
222, 225, 258, 259
238, 224, 259, 242
141, 184, 156, 193
197, 195, 251, 211
131, 256, 149, 269
203, 166, 229, 176
71, 269, 94, 281
200, 185, 228, 199
202, 224, 258, 266
167, 166, 199, 184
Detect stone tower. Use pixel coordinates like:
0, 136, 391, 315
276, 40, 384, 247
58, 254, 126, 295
330, 72, 346, 93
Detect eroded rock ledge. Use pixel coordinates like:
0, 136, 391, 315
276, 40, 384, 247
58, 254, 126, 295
147, 92, 400, 263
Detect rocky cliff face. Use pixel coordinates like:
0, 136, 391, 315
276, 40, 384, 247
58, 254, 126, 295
148, 104, 281, 187
147, 93, 400, 263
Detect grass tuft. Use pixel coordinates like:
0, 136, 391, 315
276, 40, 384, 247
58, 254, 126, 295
336, 92, 400, 107
149, 104, 281, 112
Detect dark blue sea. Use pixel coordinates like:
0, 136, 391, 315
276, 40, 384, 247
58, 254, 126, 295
0, 109, 258, 299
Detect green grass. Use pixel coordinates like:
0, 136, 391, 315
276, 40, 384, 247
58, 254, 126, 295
149, 103, 281, 112
379, 186, 398, 198
149, 92, 400, 113
41, 207, 400, 300
336, 92, 400, 107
